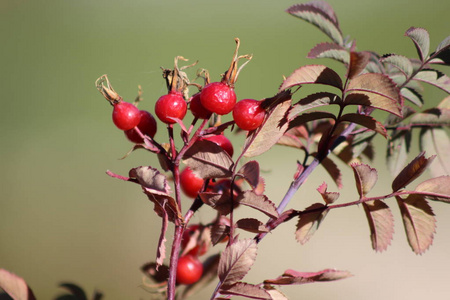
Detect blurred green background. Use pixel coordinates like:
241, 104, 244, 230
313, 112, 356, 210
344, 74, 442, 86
1, 0, 449, 299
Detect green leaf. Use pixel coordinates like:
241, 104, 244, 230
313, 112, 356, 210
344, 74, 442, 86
429, 35, 450, 65
295, 203, 328, 244
391, 152, 435, 192
405, 27, 430, 62
307, 42, 349, 64
397, 195, 435, 254
363, 200, 394, 252
346, 73, 402, 116
400, 87, 423, 107
410, 107, 450, 126
340, 113, 387, 138
419, 128, 450, 177
351, 163, 378, 197
286, 2, 343, 45
279, 65, 343, 91
381, 54, 413, 77
413, 69, 450, 94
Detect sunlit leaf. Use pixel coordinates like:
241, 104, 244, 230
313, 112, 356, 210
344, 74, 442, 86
288, 92, 341, 119
381, 54, 413, 77
340, 113, 387, 138
219, 282, 271, 299
413, 69, 450, 93
264, 269, 352, 285
263, 285, 289, 300
237, 161, 260, 190
279, 65, 343, 91
419, 128, 450, 177
308, 42, 349, 64
244, 100, 291, 157
129, 166, 171, 194
296, 203, 328, 244
346, 73, 402, 116
429, 36, 450, 65
397, 195, 435, 254
363, 200, 394, 252
351, 163, 378, 197
286, 2, 343, 45
236, 218, 269, 233
317, 182, 339, 204
405, 27, 430, 61
236, 191, 279, 219
0, 269, 36, 300
391, 152, 435, 191
414, 176, 450, 202
183, 139, 234, 179
411, 107, 450, 126
348, 51, 371, 79
218, 239, 258, 286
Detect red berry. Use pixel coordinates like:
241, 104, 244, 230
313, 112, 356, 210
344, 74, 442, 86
112, 101, 141, 130
155, 92, 187, 124
232, 99, 265, 131
124, 110, 157, 143
200, 82, 236, 115
176, 255, 203, 285
181, 225, 209, 256
180, 167, 204, 198
203, 134, 234, 157
190, 93, 212, 119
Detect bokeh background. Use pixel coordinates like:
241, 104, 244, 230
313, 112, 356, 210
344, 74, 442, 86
1, 0, 449, 299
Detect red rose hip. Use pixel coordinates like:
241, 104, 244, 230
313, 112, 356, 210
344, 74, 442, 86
124, 110, 157, 143
232, 99, 265, 131
180, 167, 205, 198
200, 82, 236, 115
112, 101, 141, 130
155, 91, 187, 124
203, 134, 234, 157
176, 255, 203, 285
190, 93, 212, 119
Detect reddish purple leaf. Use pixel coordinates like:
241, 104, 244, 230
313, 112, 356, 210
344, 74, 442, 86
219, 282, 271, 300
346, 73, 402, 116
286, 2, 343, 45
211, 222, 230, 246
236, 191, 279, 219
319, 156, 343, 189
288, 92, 341, 119
289, 111, 336, 129
397, 195, 435, 254
200, 192, 237, 215
156, 203, 168, 268
263, 285, 289, 300
0, 269, 36, 300
307, 42, 349, 64
317, 182, 340, 204
405, 27, 430, 62
218, 239, 258, 286
183, 139, 234, 179
236, 218, 269, 234
279, 65, 343, 92
340, 113, 387, 138
362, 200, 394, 252
244, 99, 291, 158
347, 51, 371, 79
414, 176, 450, 202
264, 268, 352, 285
237, 161, 260, 190
391, 152, 435, 191
296, 203, 328, 244
351, 163, 378, 197
140, 262, 169, 283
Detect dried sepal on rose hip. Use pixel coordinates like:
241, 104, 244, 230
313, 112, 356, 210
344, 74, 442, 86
232, 98, 266, 131
96, 74, 142, 131
155, 56, 192, 124
200, 38, 252, 115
